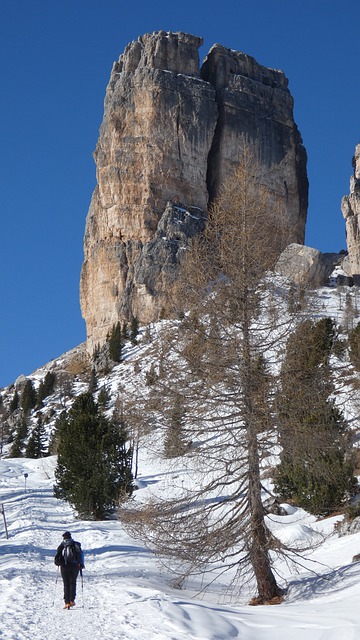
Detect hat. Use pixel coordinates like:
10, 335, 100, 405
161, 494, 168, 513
62, 531, 71, 539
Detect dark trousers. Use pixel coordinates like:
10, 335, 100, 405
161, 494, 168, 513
61, 564, 79, 604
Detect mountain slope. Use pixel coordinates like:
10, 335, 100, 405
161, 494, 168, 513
2, 281, 360, 637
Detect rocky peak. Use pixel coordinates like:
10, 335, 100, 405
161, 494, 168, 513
116, 31, 203, 76
201, 44, 289, 91
80, 31, 309, 354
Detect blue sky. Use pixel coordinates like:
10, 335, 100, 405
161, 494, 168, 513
0, 0, 359, 388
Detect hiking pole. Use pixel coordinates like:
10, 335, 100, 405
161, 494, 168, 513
80, 568, 84, 608
52, 566, 60, 607
1, 504, 9, 540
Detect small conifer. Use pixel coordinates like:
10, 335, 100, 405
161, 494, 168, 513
54, 392, 133, 518
130, 317, 139, 345
36, 372, 56, 406
275, 317, 356, 515
21, 380, 37, 414
108, 322, 123, 362
10, 390, 19, 413
25, 416, 48, 458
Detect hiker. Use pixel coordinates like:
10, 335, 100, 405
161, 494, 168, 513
54, 531, 85, 609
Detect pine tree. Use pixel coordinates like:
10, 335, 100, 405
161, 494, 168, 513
17, 416, 28, 441
36, 372, 56, 406
21, 379, 37, 414
97, 386, 110, 411
10, 390, 19, 413
163, 394, 187, 458
275, 318, 356, 515
108, 322, 123, 363
25, 416, 48, 458
9, 436, 23, 458
88, 367, 97, 393
9, 417, 28, 457
48, 410, 67, 455
130, 317, 139, 345
122, 322, 129, 341
54, 392, 133, 519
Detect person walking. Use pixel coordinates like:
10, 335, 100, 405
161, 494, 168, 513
54, 531, 85, 609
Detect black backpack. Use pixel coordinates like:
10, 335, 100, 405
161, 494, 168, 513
54, 540, 81, 566
63, 540, 81, 564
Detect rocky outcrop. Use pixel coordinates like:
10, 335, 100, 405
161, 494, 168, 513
80, 31, 308, 353
342, 144, 360, 282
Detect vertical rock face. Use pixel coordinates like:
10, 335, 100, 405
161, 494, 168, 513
342, 144, 360, 280
80, 31, 308, 353
202, 45, 308, 238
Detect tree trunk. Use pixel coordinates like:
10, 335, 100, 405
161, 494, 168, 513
247, 427, 281, 601
243, 304, 281, 602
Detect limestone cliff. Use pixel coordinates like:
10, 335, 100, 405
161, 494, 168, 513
201, 44, 308, 237
80, 31, 308, 353
342, 144, 360, 281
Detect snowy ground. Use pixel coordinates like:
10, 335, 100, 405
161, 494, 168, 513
2, 454, 360, 640
2, 279, 360, 638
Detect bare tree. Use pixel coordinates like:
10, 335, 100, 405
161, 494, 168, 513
122, 148, 299, 603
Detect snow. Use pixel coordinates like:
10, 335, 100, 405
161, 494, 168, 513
2, 452, 360, 639
3, 279, 360, 638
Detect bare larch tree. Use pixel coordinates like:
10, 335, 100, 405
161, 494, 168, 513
122, 147, 298, 603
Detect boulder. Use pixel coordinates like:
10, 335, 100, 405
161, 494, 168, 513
275, 243, 335, 287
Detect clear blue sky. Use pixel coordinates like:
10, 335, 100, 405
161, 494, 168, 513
0, 0, 359, 388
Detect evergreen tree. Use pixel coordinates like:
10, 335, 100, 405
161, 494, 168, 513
21, 379, 37, 414
108, 322, 123, 362
275, 318, 356, 515
17, 416, 29, 441
163, 394, 187, 458
97, 386, 110, 411
25, 416, 48, 458
275, 400, 355, 515
130, 317, 139, 345
9, 417, 28, 457
48, 411, 67, 455
36, 372, 56, 406
9, 436, 23, 458
54, 392, 133, 519
122, 322, 129, 341
88, 367, 97, 393
10, 390, 19, 413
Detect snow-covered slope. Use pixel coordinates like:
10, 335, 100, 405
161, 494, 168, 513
2, 453, 360, 639
2, 282, 360, 638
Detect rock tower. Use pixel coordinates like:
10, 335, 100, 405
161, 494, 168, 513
80, 31, 308, 353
